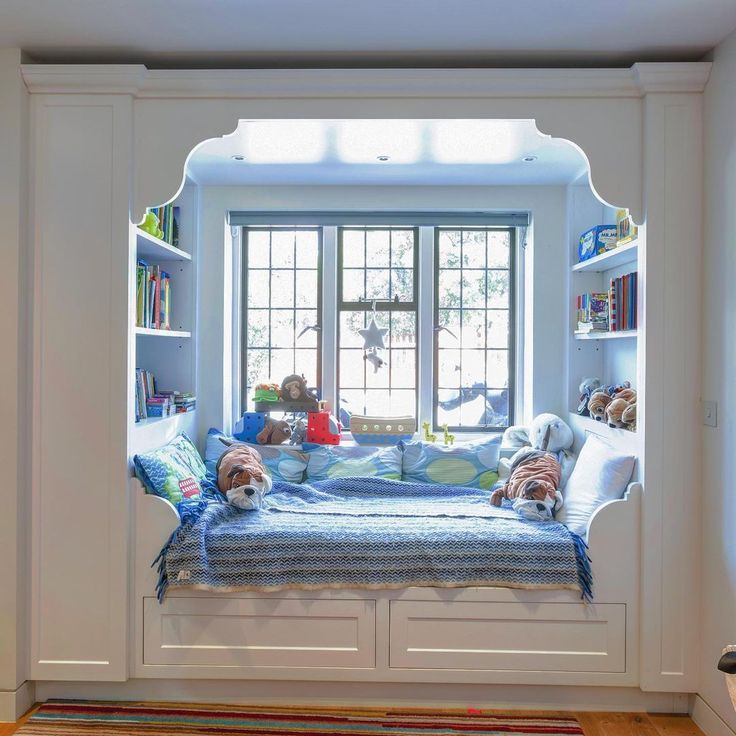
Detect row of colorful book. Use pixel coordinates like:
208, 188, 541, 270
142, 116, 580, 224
575, 292, 609, 332
148, 204, 180, 247
575, 270, 638, 334
136, 261, 171, 330
609, 271, 637, 332
135, 368, 196, 422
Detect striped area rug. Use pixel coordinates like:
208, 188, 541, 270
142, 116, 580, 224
17, 701, 584, 735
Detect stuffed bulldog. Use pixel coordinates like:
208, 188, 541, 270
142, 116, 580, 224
493, 413, 574, 521
216, 443, 272, 510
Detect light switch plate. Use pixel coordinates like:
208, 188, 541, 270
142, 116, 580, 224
703, 400, 718, 427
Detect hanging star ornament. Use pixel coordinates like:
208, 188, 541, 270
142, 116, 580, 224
358, 316, 388, 351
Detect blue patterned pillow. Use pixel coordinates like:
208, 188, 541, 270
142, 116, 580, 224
303, 443, 402, 481
399, 436, 501, 489
205, 428, 308, 484
134, 433, 209, 504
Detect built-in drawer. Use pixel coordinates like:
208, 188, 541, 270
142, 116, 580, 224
389, 600, 625, 673
144, 596, 376, 668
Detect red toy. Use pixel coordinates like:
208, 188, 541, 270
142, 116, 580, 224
306, 410, 342, 445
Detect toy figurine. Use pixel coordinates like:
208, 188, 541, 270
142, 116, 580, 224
363, 349, 385, 374
442, 423, 455, 446
422, 421, 437, 443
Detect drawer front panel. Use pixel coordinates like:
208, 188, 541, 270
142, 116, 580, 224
390, 600, 625, 673
144, 597, 375, 668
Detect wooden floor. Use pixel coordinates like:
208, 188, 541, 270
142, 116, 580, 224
0, 708, 706, 736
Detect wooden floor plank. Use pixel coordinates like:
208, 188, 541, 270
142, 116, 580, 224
648, 714, 706, 736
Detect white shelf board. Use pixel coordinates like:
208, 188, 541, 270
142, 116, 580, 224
574, 329, 637, 341
131, 410, 197, 455
572, 240, 638, 273
136, 229, 191, 262
135, 327, 191, 338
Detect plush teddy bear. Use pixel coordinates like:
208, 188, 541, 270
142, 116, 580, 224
577, 377, 601, 416
216, 443, 272, 510
605, 388, 637, 429
493, 413, 575, 521
256, 416, 292, 445
622, 401, 637, 431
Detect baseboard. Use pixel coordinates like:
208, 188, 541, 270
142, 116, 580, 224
36, 680, 687, 713
692, 695, 736, 736
0, 681, 35, 723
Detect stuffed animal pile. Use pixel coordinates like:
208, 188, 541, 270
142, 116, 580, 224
493, 413, 575, 521
577, 377, 637, 431
216, 442, 272, 510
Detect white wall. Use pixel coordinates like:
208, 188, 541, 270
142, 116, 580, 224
195, 184, 567, 443
699, 28, 736, 733
0, 47, 29, 705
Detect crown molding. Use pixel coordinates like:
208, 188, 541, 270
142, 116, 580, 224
633, 61, 712, 93
20, 63, 711, 99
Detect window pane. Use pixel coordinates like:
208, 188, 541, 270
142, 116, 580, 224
366, 230, 391, 267
247, 309, 269, 347
435, 228, 513, 430
342, 269, 363, 302
270, 231, 295, 267
340, 311, 366, 348
247, 270, 270, 307
247, 231, 270, 267
392, 230, 414, 267
295, 230, 319, 268
342, 230, 365, 267
365, 268, 391, 300
391, 268, 413, 301
295, 269, 318, 307
243, 228, 320, 411
488, 230, 510, 268
390, 348, 415, 388
270, 270, 294, 307
339, 348, 365, 388
462, 231, 486, 268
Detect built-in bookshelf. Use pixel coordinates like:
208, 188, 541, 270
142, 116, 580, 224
567, 184, 641, 435
129, 183, 198, 453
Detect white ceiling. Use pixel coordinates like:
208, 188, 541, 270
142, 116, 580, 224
186, 119, 588, 187
3, 0, 736, 66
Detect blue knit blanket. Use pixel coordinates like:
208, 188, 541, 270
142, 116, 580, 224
155, 477, 592, 601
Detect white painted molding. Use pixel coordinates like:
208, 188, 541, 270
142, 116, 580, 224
21, 64, 711, 99
633, 62, 712, 94
0, 681, 35, 723
692, 695, 736, 736
35, 679, 688, 713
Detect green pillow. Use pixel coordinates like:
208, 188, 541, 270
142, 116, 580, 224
133, 433, 208, 504
399, 437, 501, 488
303, 443, 402, 482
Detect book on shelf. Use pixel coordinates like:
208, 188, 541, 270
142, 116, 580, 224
608, 271, 638, 331
575, 292, 609, 332
136, 261, 171, 330
135, 371, 195, 422
147, 204, 180, 247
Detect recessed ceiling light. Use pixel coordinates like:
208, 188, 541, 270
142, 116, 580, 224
522, 155, 538, 162
377, 155, 390, 162
231, 154, 246, 161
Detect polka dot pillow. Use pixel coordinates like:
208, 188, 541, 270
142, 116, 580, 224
399, 436, 501, 489
302, 443, 402, 482
204, 428, 308, 484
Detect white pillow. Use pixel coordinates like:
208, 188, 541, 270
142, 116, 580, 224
557, 434, 635, 536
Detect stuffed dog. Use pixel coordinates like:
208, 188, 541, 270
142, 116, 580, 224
216, 443, 272, 510
493, 413, 574, 519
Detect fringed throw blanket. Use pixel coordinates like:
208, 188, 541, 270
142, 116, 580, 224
155, 477, 592, 601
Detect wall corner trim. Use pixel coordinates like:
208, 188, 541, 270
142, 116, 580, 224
0, 681, 35, 723
692, 695, 736, 736
633, 62, 712, 94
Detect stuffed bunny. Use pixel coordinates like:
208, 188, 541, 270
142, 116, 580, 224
493, 413, 575, 520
